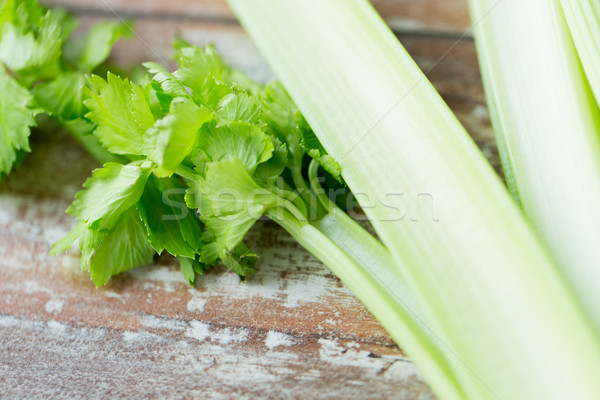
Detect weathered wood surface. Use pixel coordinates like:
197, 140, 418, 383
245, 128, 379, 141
1, 1, 495, 399
44, 0, 471, 34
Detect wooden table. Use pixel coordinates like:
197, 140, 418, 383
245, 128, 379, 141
0, 1, 496, 398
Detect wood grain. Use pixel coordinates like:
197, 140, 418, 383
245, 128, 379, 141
1, 1, 494, 398
0, 130, 433, 399
42, 0, 471, 34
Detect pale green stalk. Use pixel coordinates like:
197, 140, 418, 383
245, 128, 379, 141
469, 0, 600, 331
228, 0, 600, 399
266, 206, 464, 400
560, 0, 600, 107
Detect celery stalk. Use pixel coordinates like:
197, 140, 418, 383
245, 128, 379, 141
560, 0, 600, 106
266, 207, 464, 399
469, 0, 600, 331
228, 0, 600, 399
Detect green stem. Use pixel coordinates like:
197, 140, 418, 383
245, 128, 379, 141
175, 165, 198, 182
290, 164, 324, 219
307, 159, 333, 212
265, 207, 464, 400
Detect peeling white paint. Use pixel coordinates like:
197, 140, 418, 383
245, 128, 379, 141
103, 291, 123, 299
318, 338, 385, 369
122, 330, 161, 342
186, 296, 206, 313
186, 246, 337, 309
129, 266, 188, 284
283, 274, 329, 308
123, 331, 141, 342
185, 321, 210, 341
185, 321, 249, 345
265, 331, 295, 349
139, 315, 187, 331
45, 299, 64, 314
47, 320, 67, 333
382, 360, 419, 381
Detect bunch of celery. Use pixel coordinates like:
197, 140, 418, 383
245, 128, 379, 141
50, 42, 442, 385
227, 0, 600, 399
1, 0, 599, 399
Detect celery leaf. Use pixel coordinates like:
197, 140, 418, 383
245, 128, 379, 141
85, 73, 154, 155
137, 175, 204, 258
66, 161, 152, 230
0, 66, 36, 176
143, 98, 212, 177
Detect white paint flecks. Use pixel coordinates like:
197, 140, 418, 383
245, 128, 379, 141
102, 291, 120, 299
129, 266, 188, 284
265, 331, 295, 350
47, 320, 67, 333
382, 360, 420, 382
122, 330, 161, 343
139, 315, 187, 331
45, 299, 64, 314
185, 321, 210, 341
123, 331, 141, 342
283, 274, 330, 308
186, 296, 206, 313
318, 338, 386, 369
177, 243, 352, 310
185, 321, 249, 345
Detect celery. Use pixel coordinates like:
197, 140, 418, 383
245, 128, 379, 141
228, 0, 600, 398
561, 0, 600, 106
469, 0, 600, 331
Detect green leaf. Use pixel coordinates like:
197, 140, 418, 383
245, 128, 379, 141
216, 92, 262, 123
32, 71, 86, 120
144, 98, 212, 177
73, 20, 133, 72
85, 73, 154, 155
194, 120, 273, 174
202, 213, 259, 278
143, 61, 189, 99
298, 113, 342, 181
144, 81, 172, 119
177, 256, 196, 285
0, 0, 46, 28
66, 161, 153, 230
137, 175, 204, 258
173, 45, 227, 93
221, 242, 257, 279
79, 207, 155, 287
0, 66, 36, 176
193, 159, 279, 217
253, 135, 288, 183
260, 82, 303, 165
193, 74, 232, 111
49, 221, 86, 255
205, 212, 258, 252
0, 9, 66, 79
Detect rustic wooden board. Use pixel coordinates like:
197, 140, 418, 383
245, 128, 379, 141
43, 0, 471, 34
1, 1, 495, 399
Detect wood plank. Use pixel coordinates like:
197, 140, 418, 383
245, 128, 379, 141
0, 129, 432, 399
41, 0, 471, 34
